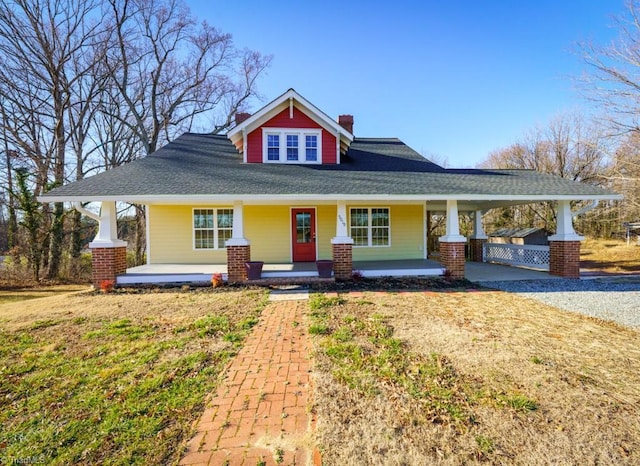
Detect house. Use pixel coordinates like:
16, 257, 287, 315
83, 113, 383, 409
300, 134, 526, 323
488, 227, 550, 246
39, 89, 621, 286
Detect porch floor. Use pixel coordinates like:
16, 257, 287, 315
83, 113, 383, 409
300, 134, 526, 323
117, 259, 445, 285
117, 260, 562, 286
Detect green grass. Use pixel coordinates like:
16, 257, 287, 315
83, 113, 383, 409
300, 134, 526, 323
475, 435, 495, 455
0, 289, 268, 465
497, 393, 539, 412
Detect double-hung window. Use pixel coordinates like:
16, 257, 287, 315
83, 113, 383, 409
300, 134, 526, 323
193, 208, 233, 250
305, 135, 318, 161
350, 208, 390, 247
286, 134, 299, 161
263, 128, 322, 163
267, 135, 280, 161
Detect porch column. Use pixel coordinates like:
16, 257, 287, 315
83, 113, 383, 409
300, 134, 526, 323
226, 201, 251, 283
548, 200, 583, 278
438, 200, 467, 279
469, 210, 488, 262
331, 200, 354, 280
80, 201, 128, 288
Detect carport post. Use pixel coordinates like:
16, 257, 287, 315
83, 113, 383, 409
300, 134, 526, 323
469, 210, 488, 262
548, 200, 584, 278
80, 201, 128, 288
439, 200, 467, 278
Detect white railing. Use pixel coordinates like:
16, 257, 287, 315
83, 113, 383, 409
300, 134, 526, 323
483, 243, 550, 270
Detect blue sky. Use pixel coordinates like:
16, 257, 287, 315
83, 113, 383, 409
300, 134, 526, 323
188, 1, 622, 167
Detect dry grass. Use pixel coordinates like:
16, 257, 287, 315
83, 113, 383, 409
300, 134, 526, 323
581, 238, 640, 273
0, 288, 268, 465
0, 285, 90, 305
311, 289, 640, 465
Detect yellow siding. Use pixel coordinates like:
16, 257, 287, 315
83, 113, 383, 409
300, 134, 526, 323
317, 205, 336, 260
351, 204, 424, 261
148, 205, 228, 263
244, 205, 291, 262
148, 203, 424, 264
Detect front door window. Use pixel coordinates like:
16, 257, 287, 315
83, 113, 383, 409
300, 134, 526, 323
291, 209, 316, 262
296, 212, 311, 243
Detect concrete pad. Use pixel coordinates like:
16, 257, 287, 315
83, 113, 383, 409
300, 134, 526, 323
465, 262, 561, 282
269, 289, 310, 301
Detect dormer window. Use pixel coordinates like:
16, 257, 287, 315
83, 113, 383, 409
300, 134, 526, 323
305, 135, 318, 161
286, 135, 298, 160
263, 128, 322, 164
267, 134, 280, 160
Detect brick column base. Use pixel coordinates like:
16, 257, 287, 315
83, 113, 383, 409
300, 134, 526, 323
332, 243, 353, 280
227, 245, 251, 283
440, 242, 466, 279
91, 246, 127, 288
469, 238, 487, 262
549, 240, 581, 278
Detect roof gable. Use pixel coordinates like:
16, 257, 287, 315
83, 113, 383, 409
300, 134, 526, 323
227, 88, 354, 154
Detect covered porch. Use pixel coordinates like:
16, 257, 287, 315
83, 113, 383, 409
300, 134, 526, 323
114, 259, 564, 286
83, 197, 598, 287
116, 258, 446, 286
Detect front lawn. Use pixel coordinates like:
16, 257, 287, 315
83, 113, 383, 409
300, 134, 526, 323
0, 285, 90, 305
310, 287, 640, 465
581, 237, 640, 273
0, 288, 268, 465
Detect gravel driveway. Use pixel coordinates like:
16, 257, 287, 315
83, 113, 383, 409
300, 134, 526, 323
482, 276, 640, 329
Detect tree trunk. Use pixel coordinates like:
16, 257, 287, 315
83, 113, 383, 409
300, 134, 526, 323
69, 208, 82, 279
134, 205, 145, 266
46, 85, 67, 280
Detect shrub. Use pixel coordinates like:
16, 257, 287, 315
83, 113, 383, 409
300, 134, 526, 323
100, 280, 115, 293
211, 272, 224, 288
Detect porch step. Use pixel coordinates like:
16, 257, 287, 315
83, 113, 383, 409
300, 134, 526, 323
261, 270, 317, 278
117, 273, 216, 286
246, 277, 334, 287
269, 286, 310, 301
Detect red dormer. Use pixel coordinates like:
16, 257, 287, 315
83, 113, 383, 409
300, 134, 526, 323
227, 89, 354, 164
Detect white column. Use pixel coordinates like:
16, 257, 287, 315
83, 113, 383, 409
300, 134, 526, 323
548, 200, 584, 241
439, 200, 466, 243
470, 210, 488, 240
226, 200, 250, 246
242, 128, 248, 163
331, 200, 354, 244
87, 201, 127, 248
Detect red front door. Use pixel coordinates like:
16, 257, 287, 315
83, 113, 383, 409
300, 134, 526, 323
292, 208, 316, 262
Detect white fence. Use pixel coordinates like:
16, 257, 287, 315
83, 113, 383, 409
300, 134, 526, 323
482, 243, 550, 270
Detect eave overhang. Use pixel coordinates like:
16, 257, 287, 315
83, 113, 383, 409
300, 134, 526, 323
38, 193, 623, 211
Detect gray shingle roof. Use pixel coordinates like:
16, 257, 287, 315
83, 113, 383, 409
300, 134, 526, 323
40, 133, 620, 201
488, 227, 549, 238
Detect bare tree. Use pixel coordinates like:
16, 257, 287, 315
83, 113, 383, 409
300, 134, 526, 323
608, 132, 640, 220
101, 0, 271, 264
580, 1, 640, 135
0, 0, 271, 277
0, 113, 18, 252
579, 0, 640, 229
103, 0, 272, 153
480, 113, 611, 234
0, 0, 106, 278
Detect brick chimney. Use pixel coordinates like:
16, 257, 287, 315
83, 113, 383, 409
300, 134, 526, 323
235, 112, 251, 126
338, 114, 354, 134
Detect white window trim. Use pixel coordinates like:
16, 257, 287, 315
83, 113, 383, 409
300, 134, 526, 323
192, 208, 233, 250
262, 127, 322, 164
349, 207, 392, 248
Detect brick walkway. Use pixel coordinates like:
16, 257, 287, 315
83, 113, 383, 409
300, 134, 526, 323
179, 300, 316, 466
